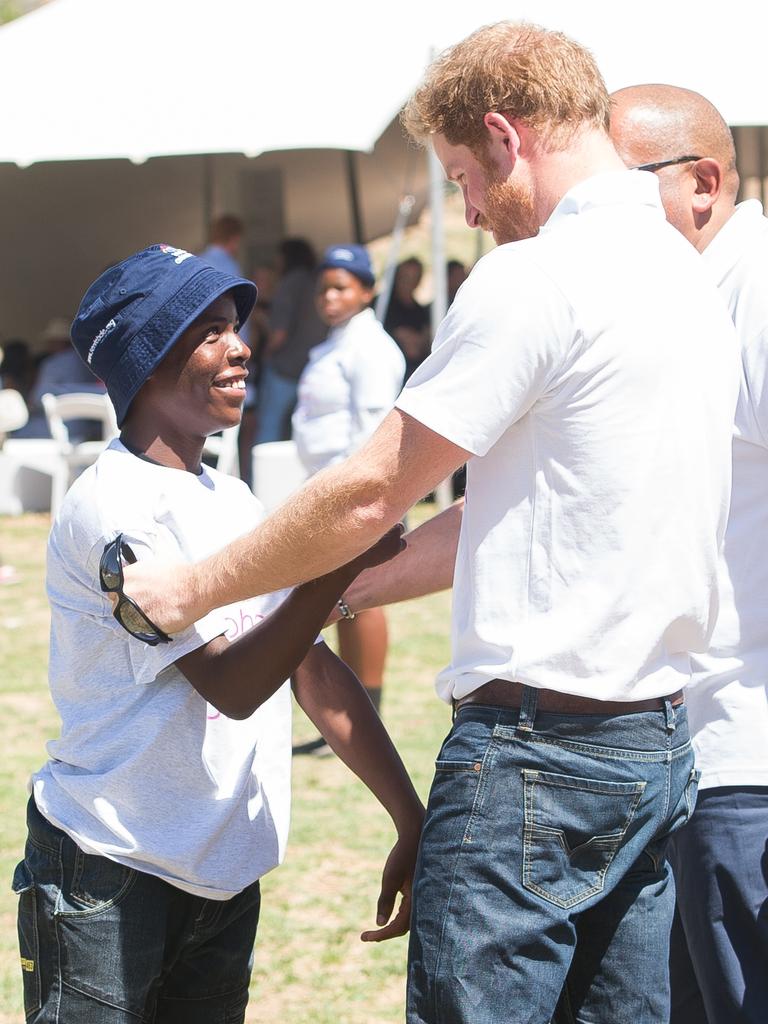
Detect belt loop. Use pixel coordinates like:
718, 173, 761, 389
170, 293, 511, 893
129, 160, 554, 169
516, 685, 539, 736
663, 698, 677, 732
451, 698, 457, 724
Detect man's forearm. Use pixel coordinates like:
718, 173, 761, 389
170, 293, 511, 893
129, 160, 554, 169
339, 500, 463, 617
184, 410, 467, 621
122, 410, 469, 632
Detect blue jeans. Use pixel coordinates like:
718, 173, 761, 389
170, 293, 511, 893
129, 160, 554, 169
407, 687, 699, 1024
13, 798, 260, 1023
667, 786, 768, 1024
255, 364, 298, 444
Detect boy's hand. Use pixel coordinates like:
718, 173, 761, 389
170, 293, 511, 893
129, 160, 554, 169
343, 524, 406, 578
360, 823, 422, 943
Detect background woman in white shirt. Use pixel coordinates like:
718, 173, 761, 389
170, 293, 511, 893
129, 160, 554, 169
292, 245, 405, 750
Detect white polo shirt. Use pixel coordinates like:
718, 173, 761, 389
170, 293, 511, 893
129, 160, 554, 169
292, 308, 405, 475
397, 171, 739, 703
689, 199, 768, 788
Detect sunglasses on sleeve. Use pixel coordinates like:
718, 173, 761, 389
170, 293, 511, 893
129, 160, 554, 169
99, 534, 171, 647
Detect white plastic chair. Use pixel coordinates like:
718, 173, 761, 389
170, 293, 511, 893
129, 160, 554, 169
250, 440, 307, 512
42, 391, 118, 513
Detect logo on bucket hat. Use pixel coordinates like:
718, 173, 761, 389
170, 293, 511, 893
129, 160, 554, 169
70, 244, 256, 425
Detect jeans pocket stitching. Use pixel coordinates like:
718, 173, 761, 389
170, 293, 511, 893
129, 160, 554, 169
462, 738, 499, 844
683, 768, 701, 819
522, 775, 645, 909
494, 727, 669, 763
56, 865, 138, 919
434, 760, 481, 772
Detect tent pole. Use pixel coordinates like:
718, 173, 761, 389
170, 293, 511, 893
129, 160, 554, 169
374, 193, 415, 323
345, 150, 364, 243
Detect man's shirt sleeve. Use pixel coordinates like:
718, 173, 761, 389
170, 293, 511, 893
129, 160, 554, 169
395, 249, 575, 456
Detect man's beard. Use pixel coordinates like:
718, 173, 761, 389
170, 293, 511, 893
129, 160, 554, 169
478, 174, 539, 245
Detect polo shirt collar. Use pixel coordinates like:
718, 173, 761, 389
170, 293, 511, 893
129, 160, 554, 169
543, 170, 664, 232
702, 199, 766, 286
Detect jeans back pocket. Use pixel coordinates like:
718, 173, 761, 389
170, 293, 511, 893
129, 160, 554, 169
522, 769, 646, 909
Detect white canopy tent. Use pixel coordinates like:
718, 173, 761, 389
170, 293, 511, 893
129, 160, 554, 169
0, 0, 767, 341
1, 0, 768, 167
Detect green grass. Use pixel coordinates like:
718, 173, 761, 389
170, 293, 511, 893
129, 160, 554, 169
0, 509, 453, 1024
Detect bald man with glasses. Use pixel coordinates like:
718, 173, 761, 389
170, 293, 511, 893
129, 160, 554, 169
610, 85, 768, 1024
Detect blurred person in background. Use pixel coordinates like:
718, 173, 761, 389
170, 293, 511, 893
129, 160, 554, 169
16, 318, 103, 441
256, 237, 326, 443
30, 316, 101, 400
0, 338, 34, 400
446, 259, 468, 306
382, 257, 431, 380
291, 244, 405, 756
238, 264, 276, 483
200, 214, 246, 281
200, 214, 250, 349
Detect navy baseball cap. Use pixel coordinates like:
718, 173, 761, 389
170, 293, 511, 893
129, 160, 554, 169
319, 244, 375, 287
70, 243, 257, 425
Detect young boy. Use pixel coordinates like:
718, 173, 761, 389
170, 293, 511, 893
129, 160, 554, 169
13, 244, 423, 1023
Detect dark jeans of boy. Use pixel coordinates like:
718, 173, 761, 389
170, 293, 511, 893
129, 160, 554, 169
407, 686, 699, 1024
668, 785, 768, 1024
13, 797, 260, 1023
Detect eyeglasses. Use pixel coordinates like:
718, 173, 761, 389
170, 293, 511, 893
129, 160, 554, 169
99, 534, 171, 646
631, 155, 702, 173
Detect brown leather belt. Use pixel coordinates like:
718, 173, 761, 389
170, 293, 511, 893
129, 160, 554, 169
454, 678, 685, 716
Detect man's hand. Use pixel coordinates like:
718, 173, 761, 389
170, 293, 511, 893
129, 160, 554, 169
121, 558, 198, 635
361, 825, 422, 943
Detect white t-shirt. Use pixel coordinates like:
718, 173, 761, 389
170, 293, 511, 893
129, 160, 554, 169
689, 200, 768, 788
292, 307, 405, 475
33, 439, 293, 899
396, 171, 739, 704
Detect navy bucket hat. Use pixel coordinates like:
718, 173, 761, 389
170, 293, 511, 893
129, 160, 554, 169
319, 244, 375, 288
70, 244, 257, 425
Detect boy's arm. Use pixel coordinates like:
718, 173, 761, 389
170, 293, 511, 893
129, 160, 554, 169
292, 642, 425, 942
327, 499, 463, 623
176, 526, 404, 720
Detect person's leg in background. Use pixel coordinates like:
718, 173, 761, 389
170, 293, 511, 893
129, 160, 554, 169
254, 364, 297, 444
667, 786, 768, 1024
668, 904, 708, 1023
337, 607, 388, 714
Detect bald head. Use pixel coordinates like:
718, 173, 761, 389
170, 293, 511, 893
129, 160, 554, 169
610, 84, 739, 250
611, 85, 736, 174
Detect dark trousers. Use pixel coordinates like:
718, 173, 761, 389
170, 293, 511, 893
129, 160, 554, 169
668, 785, 768, 1024
13, 797, 261, 1023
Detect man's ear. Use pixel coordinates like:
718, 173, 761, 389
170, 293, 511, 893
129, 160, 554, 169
691, 158, 723, 214
482, 111, 521, 168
